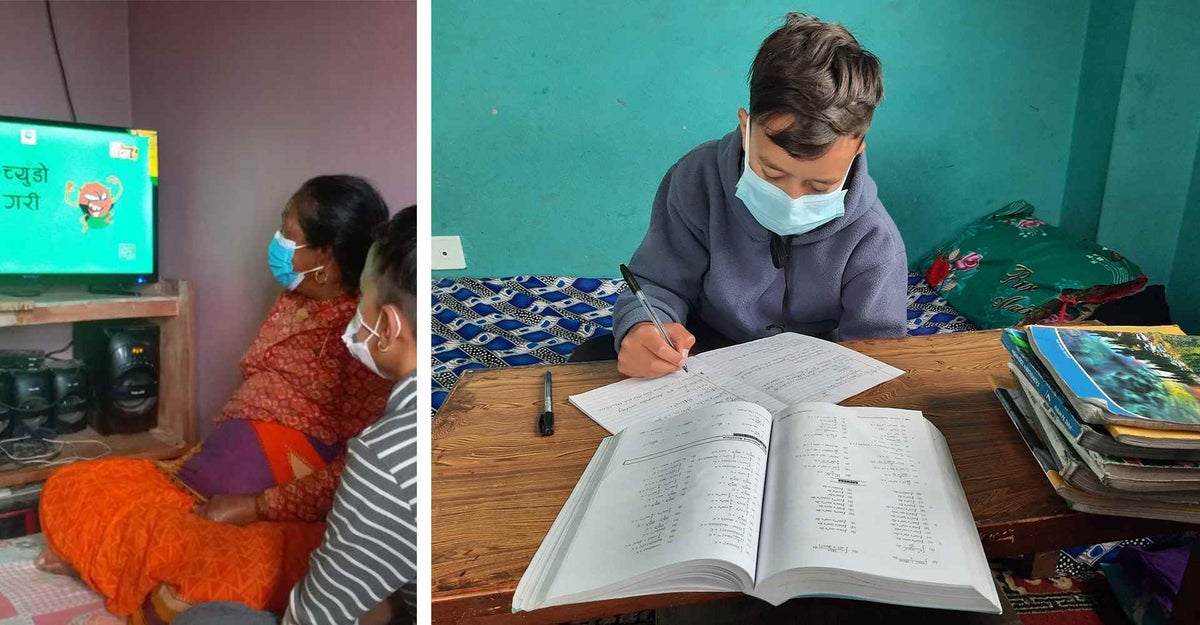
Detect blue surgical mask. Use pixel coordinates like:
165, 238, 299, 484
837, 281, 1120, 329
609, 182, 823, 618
268, 231, 323, 290
735, 119, 854, 236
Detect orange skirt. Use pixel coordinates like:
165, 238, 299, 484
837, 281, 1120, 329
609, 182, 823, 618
39, 458, 324, 616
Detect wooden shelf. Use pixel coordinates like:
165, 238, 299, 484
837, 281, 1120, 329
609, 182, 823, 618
0, 426, 187, 488
0, 278, 196, 488
0, 280, 183, 328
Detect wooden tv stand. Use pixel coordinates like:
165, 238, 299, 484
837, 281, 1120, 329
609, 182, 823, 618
0, 279, 195, 488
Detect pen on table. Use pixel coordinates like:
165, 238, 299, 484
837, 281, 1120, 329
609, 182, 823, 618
619, 263, 688, 373
538, 371, 555, 436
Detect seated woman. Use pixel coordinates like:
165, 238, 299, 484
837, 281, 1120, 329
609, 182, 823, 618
35, 175, 394, 617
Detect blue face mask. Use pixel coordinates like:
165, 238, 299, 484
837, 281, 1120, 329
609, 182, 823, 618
268, 231, 323, 290
735, 119, 854, 236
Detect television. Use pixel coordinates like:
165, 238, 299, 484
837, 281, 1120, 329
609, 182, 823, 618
0, 116, 158, 292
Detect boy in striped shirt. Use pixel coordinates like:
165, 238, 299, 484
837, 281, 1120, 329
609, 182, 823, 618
177, 206, 418, 625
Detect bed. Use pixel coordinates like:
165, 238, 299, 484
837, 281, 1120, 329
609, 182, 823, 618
0, 534, 118, 624
431, 273, 975, 413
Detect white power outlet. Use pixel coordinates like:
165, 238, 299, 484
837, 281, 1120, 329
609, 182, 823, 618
432, 235, 467, 270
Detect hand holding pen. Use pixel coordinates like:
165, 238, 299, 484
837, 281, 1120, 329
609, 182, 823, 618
617, 264, 696, 378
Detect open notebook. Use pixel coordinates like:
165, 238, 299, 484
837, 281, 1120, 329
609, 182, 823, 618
570, 332, 905, 433
514, 401, 1001, 614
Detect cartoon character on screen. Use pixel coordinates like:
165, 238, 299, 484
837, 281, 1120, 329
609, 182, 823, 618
64, 176, 123, 233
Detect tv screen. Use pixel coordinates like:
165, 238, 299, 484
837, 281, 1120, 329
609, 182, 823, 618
0, 116, 157, 286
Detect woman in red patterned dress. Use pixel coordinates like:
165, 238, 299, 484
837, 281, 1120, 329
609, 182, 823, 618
35, 176, 394, 617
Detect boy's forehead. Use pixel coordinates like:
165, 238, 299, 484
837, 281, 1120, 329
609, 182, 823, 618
756, 122, 859, 178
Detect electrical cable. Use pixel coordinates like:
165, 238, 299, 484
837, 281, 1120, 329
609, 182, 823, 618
44, 341, 73, 359
44, 0, 77, 123
0, 436, 111, 467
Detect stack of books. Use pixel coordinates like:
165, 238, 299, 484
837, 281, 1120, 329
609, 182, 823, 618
997, 325, 1200, 523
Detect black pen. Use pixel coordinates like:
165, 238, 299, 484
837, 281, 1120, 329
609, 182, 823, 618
619, 264, 688, 373
538, 371, 555, 436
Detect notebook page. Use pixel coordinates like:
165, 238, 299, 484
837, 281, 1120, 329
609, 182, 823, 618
690, 333, 904, 406
755, 403, 973, 587
570, 332, 901, 433
569, 370, 782, 434
541, 402, 774, 604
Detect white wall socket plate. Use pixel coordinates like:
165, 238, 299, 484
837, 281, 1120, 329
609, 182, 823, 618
432, 235, 467, 270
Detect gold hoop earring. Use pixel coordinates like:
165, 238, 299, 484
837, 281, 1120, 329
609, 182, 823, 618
376, 338, 390, 353
314, 269, 329, 285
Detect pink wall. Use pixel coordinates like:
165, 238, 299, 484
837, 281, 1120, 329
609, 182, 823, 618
0, 0, 131, 352
127, 0, 417, 435
0, 0, 131, 127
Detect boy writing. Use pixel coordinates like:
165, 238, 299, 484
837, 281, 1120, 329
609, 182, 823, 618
581, 14, 907, 377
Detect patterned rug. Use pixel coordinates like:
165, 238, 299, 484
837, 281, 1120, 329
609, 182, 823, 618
994, 567, 1130, 625
431, 273, 974, 414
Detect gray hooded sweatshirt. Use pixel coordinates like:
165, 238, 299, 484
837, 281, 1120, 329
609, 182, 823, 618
612, 128, 907, 349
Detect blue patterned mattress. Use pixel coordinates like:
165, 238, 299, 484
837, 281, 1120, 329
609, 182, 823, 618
431, 273, 974, 413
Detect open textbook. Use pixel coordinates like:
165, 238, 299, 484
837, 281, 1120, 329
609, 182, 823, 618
570, 332, 905, 433
513, 401, 1001, 614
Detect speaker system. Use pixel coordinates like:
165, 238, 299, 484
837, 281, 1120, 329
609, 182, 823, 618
48, 360, 90, 434
73, 320, 160, 435
0, 351, 44, 371
5, 369, 53, 436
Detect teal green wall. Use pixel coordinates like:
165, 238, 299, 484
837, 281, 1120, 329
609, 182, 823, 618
1169, 131, 1200, 333
1171, 130, 1200, 331
1096, 0, 1200, 289
434, 0, 1200, 332
1059, 0, 1134, 242
433, 0, 1090, 277
1138, 0, 1200, 333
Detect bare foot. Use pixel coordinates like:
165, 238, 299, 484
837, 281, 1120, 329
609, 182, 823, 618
35, 548, 78, 577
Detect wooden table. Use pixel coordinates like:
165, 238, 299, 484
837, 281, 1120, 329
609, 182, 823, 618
432, 331, 1200, 624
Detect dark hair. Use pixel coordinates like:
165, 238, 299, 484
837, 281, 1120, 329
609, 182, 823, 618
749, 13, 883, 159
372, 205, 417, 323
293, 175, 390, 289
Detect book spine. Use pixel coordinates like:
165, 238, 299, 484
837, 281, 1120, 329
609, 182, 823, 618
1001, 332, 1083, 439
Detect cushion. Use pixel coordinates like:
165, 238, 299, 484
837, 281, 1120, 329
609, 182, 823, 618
919, 200, 1146, 328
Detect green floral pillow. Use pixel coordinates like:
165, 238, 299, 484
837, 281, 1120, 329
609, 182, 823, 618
919, 200, 1147, 329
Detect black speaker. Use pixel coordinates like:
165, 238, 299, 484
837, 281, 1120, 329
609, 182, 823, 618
5, 369, 53, 435
48, 360, 90, 434
73, 320, 160, 435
